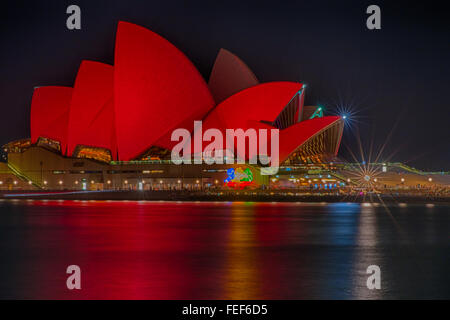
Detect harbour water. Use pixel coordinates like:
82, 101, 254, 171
0, 200, 448, 299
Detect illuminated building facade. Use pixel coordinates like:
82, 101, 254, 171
2, 21, 344, 190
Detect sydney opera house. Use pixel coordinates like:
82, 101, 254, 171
0, 21, 344, 191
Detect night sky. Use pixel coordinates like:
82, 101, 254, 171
0, 0, 448, 170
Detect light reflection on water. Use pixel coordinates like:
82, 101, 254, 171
0, 200, 449, 299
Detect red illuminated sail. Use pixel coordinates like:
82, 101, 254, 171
67, 61, 117, 159
114, 21, 215, 160
30, 86, 73, 153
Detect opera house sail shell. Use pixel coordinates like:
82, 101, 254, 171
17, 20, 343, 173
279, 116, 343, 164
30, 86, 73, 153
208, 48, 259, 104
67, 60, 116, 162
202, 82, 303, 132
114, 21, 215, 161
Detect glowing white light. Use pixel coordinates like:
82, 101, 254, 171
28, 181, 32, 185
428, 177, 432, 182
59, 180, 63, 185
107, 180, 111, 184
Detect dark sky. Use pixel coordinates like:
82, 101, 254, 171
0, 0, 448, 170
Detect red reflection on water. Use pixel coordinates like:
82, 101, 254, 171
12, 200, 232, 299
3, 200, 446, 299
3, 201, 310, 299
